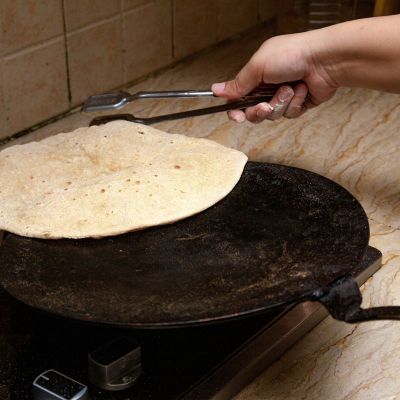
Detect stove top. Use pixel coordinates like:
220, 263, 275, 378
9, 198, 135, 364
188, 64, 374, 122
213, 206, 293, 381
0, 247, 381, 400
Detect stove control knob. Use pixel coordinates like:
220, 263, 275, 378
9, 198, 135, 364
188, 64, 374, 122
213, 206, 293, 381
33, 369, 88, 400
88, 337, 141, 391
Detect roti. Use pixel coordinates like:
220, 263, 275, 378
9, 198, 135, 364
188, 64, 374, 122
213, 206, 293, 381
0, 121, 247, 239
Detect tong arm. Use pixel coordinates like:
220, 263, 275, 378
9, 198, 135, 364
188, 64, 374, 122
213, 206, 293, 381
129, 90, 214, 101
90, 94, 275, 126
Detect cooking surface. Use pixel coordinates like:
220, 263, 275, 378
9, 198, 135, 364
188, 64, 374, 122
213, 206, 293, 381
0, 163, 369, 327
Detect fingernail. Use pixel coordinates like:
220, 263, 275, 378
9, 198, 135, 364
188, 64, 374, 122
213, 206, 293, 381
211, 82, 226, 94
256, 103, 273, 118
279, 87, 293, 102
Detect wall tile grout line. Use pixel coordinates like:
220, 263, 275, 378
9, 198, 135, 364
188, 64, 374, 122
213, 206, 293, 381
65, 13, 122, 38
121, 6, 127, 84
1, 34, 63, 59
61, 0, 72, 105
0, 59, 11, 138
2, 36, 65, 61
171, 0, 176, 59
118, 3, 124, 87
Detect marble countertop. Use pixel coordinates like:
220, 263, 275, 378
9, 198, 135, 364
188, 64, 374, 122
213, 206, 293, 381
3, 25, 400, 399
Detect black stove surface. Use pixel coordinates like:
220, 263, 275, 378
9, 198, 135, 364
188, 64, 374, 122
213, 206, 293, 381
0, 293, 283, 400
0, 247, 381, 400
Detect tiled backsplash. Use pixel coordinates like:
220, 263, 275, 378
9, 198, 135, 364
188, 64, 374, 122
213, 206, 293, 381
0, 0, 278, 140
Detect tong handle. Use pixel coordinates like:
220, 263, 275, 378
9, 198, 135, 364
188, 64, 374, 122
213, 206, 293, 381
129, 81, 303, 101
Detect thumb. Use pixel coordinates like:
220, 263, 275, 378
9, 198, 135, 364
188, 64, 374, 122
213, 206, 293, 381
212, 59, 262, 99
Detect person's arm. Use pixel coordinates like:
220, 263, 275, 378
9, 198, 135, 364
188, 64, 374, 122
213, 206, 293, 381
211, 15, 400, 123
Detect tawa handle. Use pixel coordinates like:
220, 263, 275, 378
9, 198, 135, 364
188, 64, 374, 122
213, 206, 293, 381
315, 276, 400, 323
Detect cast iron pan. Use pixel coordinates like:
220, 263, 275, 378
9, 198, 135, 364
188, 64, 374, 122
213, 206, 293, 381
1, 162, 400, 328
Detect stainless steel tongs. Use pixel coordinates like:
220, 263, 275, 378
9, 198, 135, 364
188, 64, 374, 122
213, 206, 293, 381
83, 82, 301, 126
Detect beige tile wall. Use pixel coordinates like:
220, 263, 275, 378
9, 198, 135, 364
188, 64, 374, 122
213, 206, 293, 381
67, 17, 123, 105
3, 39, 69, 134
217, 0, 258, 41
122, 1, 172, 84
0, 0, 278, 140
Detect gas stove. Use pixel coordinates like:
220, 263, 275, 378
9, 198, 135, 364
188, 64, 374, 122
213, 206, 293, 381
0, 247, 381, 400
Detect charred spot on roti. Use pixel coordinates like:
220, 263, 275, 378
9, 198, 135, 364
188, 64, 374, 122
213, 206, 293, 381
174, 165, 181, 169
101, 189, 106, 193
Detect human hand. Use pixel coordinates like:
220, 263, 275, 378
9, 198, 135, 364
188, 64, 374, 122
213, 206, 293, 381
212, 31, 338, 123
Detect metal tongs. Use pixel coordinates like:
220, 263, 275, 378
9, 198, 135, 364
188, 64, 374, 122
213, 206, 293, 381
83, 82, 301, 126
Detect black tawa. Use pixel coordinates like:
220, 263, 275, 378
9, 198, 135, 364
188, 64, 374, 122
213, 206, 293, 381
1, 162, 400, 327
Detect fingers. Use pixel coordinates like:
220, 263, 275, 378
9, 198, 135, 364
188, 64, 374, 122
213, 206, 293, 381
239, 85, 294, 124
222, 84, 310, 124
284, 83, 308, 118
267, 86, 295, 120
212, 58, 262, 99
227, 109, 246, 123
244, 102, 274, 123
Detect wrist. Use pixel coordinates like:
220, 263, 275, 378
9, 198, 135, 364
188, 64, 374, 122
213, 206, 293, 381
303, 26, 343, 90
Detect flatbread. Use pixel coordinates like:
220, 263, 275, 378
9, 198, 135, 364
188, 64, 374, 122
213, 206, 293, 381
0, 121, 247, 239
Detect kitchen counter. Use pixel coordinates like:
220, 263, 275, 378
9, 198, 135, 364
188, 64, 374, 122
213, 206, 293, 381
3, 24, 400, 399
